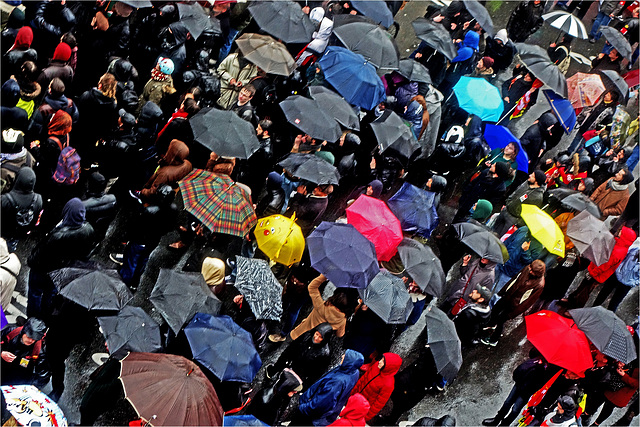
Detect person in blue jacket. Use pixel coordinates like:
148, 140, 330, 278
438, 30, 480, 97
289, 349, 364, 426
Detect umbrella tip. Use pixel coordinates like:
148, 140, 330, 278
187, 368, 194, 376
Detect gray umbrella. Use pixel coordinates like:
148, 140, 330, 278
424, 306, 463, 382
247, 0, 315, 44
98, 306, 162, 356
333, 14, 377, 28
598, 69, 630, 103
397, 238, 445, 298
411, 18, 458, 61
177, 2, 222, 40
190, 108, 260, 159
371, 111, 420, 159
309, 86, 360, 131
50, 268, 133, 311
549, 188, 601, 217
333, 21, 400, 69
515, 43, 568, 97
464, 0, 494, 36
358, 271, 413, 324
234, 256, 283, 321
278, 153, 341, 185
567, 210, 615, 266
453, 222, 509, 264
280, 95, 342, 142
397, 59, 432, 85
236, 33, 296, 77
600, 26, 633, 60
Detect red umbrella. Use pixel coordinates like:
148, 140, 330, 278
346, 195, 402, 262
525, 310, 593, 375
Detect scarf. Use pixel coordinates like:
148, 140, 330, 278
151, 67, 170, 82
610, 179, 629, 191
0, 149, 26, 162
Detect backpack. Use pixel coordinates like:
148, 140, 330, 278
53, 146, 81, 185
556, 46, 571, 75
5, 192, 38, 228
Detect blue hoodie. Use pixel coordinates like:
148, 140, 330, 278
451, 31, 480, 63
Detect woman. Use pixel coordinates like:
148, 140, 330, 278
137, 57, 176, 114
31, 109, 73, 184
2, 26, 37, 82
568, 89, 620, 154
350, 353, 403, 422
474, 142, 519, 187
548, 34, 574, 74
137, 139, 192, 201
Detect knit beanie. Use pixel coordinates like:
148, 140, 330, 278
482, 56, 494, 69
533, 169, 547, 186
53, 42, 72, 62
472, 199, 493, 221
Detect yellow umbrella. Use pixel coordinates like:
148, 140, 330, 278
254, 214, 305, 266
520, 204, 566, 257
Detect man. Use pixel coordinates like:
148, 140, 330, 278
588, 0, 626, 43
444, 255, 496, 314
453, 161, 511, 223
506, 0, 545, 43
453, 284, 492, 347
591, 48, 623, 73
492, 169, 546, 236
217, 51, 258, 109
228, 83, 257, 125
286, 183, 332, 236
590, 167, 633, 219
0, 317, 50, 388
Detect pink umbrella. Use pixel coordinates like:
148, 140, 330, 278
566, 72, 606, 112
346, 195, 403, 261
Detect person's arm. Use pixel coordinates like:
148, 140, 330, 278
590, 181, 607, 202
217, 55, 235, 85
366, 382, 393, 420
335, 317, 346, 338
298, 379, 339, 417
308, 274, 327, 310
602, 193, 629, 218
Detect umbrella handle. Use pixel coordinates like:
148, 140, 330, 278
497, 103, 518, 125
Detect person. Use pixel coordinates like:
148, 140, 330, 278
137, 57, 175, 112
453, 161, 510, 223
453, 284, 492, 347
350, 353, 402, 422
217, 51, 258, 109
443, 255, 496, 314
484, 29, 516, 74
592, 237, 639, 312
1, 129, 35, 194
1, 26, 37, 83
328, 393, 370, 427
519, 112, 558, 173
1, 79, 29, 132
568, 89, 620, 154
474, 142, 519, 188
0, 317, 50, 388
37, 41, 74, 89
502, 71, 538, 121
296, 7, 333, 66
1, 167, 43, 252
81, 171, 117, 242
591, 48, 623, 73
29, 77, 79, 142
590, 365, 639, 426
286, 183, 332, 236
438, 31, 480, 96
506, 0, 545, 43
470, 56, 495, 80
588, 0, 626, 43
229, 83, 257, 125
591, 146, 634, 189
491, 169, 547, 236
13, 61, 41, 120
540, 395, 579, 426
255, 172, 285, 217
135, 139, 192, 202
30, 109, 73, 193
590, 167, 633, 219
246, 368, 304, 426
547, 34, 574, 74
0, 238, 20, 309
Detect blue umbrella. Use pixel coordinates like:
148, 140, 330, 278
224, 415, 269, 426
453, 77, 504, 122
307, 221, 379, 289
184, 313, 262, 383
387, 182, 438, 238
350, 0, 394, 28
318, 46, 386, 111
483, 124, 530, 173
543, 89, 577, 134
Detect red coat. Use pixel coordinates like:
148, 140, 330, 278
587, 227, 637, 283
350, 352, 402, 420
329, 393, 370, 426
605, 368, 639, 408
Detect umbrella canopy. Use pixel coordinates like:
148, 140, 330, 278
453, 222, 509, 264
569, 307, 637, 364
184, 313, 262, 383
548, 188, 601, 217
598, 69, 630, 103
224, 415, 269, 426
453, 77, 504, 122
149, 268, 222, 334
318, 46, 386, 110
371, 111, 420, 159
543, 89, 577, 134
424, 306, 463, 382
2, 385, 67, 427
465, 0, 494, 36
566, 210, 615, 266
280, 95, 342, 142
120, 0, 153, 8
411, 18, 457, 61
396, 238, 445, 298
516, 43, 568, 97
600, 26, 633, 60
333, 21, 399, 69
120, 352, 223, 426
50, 268, 132, 311
542, 11, 588, 38
97, 306, 162, 355
624, 68, 639, 90
236, 33, 296, 77
387, 182, 438, 238
520, 204, 566, 257
307, 221, 379, 289
179, 169, 257, 237
278, 153, 340, 185
247, 0, 315, 44
234, 256, 283, 321
567, 72, 606, 110
525, 310, 593, 374
309, 86, 360, 131
346, 195, 403, 262
254, 214, 305, 266
177, 2, 221, 40
350, 0, 394, 28
333, 14, 377, 28
190, 108, 260, 159
358, 271, 413, 324
483, 125, 529, 172
397, 58, 432, 85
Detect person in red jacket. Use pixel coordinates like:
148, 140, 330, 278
592, 365, 639, 426
350, 352, 403, 421
329, 393, 370, 427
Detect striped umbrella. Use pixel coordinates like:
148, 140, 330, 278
542, 11, 588, 39
178, 169, 256, 237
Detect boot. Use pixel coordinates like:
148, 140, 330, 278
482, 416, 503, 426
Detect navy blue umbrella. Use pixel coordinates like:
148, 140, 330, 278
483, 124, 529, 173
543, 90, 576, 134
224, 415, 269, 426
350, 0, 394, 28
307, 221, 379, 289
387, 182, 438, 238
184, 313, 262, 383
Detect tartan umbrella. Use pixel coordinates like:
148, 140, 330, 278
179, 169, 257, 237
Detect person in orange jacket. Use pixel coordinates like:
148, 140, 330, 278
350, 352, 403, 421
328, 393, 370, 427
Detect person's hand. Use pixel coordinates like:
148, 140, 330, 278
229, 78, 237, 86
605, 149, 614, 157
293, 134, 304, 148
549, 43, 556, 48
1, 352, 16, 363
463, 21, 471, 30
233, 295, 244, 306
450, 22, 457, 30
30, 140, 40, 149
617, 365, 627, 376
545, 158, 553, 165
302, 5, 310, 14
462, 254, 472, 266
504, 97, 510, 103
195, 224, 205, 237
485, 160, 492, 167
236, 80, 243, 88
598, 53, 605, 59
370, 158, 377, 169
521, 241, 531, 251
415, 52, 423, 59
433, 15, 444, 23
349, 9, 357, 15
454, 39, 462, 44
296, 184, 307, 194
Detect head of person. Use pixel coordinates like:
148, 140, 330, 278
237, 84, 256, 105
21, 318, 46, 346
49, 77, 66, 98
577, 177, 594, 195
471, 199, 493, 222
494, 29, 508, 46
118, 108, 136, 131
201, 257, 226, 288
326, 289, 350, 315
602, 89, 620, 105
257, 119, 272, 138
312, 322, 333, 344
48, 110, 73, 136
98, 73, 117, 99
608, 48, 620, 61
52, 42, 72, 63
12, 26, 33, 50
493, 161, 512, 181
155, 57, 175, 77
1, 129, 24, 154
560, 34, 574, 47
556, 395, 576, 415
529, 169, 547, 187
503, 142, 519, 160
427, 175, 448, 193
87, 171, 107, 198
614, 167, 634, 185
366, 180, 383, 198
478, 56, 494, 70
529, 259, 546, 278
523, 72, 534, 82
470, 284, 492, 306
60, 198, 86, 228
60, 32, 77, 50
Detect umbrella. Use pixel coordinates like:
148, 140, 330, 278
184, 313, 262, 383
234, 256, 283, 321
346, 195, 403, 262
543, 89, 577, 134
358, 271, 413, 324
483, 125, 529, 173
624, 68, 639, 90
542, 11, 588, 39
307, 221, 379, 289
515, 43, 568, 97
525, 310, 593, 374
50, 268, 132, 311
236, 33, 296, 77
548, 188, 601, 217
179, 169, 257, 237
224, 415, 269, 426
333, 14, 377, 28
350, 0, 394, 28
520, 204, 566, 257
149, 268, 222, 334
396, 238, 445, 298
453, 77, 504, 122
254, 214, 305, 266
333, 21, 399, 69
600, 26, 633, 60
97, 306, 162, 355
569, 307, 637, 364
190, 108, 260, 159
411, 18, 457, 61
566, 210, 615, 266
278, 153, 340, 185
309, 86, 360, 131
119, 352, 224, 426
247, 0, 315, 44
177, 2, 221, 40
387, 182, 438, 238
397, 58, 432, 85
453, 222, 509, 264
279, 95, 342, 142
318, 46, 386, 110
598, 69, 630, 103
120, 0, 153, 8
464, 0, 494, 36
371, 111, 420, 159
567, 72, 607, 110
1, 385, 67, 427
424, 306, 463, 382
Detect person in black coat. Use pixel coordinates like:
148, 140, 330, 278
24, 1, 75, 67
0, 317, 50, 388
520, 112, 559, 173
453, 284, 492, 347
506, 1, 545, 43
255, 172, 286, 218
453, 162, 511, 223
1, 79, 29, 132
28, 77, 79, 142
246, 368, 303, 425
1, 7, 25, 51
502, 70, 538, 119
343, 304, 394, 363
484, 29, 517, 73
286, 183, 331, 236
1, 27, 38, 83
81, 172, 117, 243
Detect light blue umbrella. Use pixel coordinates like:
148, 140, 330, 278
483, 124, 530, 173
453, 77, 504, 122
544, 89, 577, 134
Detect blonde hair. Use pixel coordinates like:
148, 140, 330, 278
98, 73, 117, 99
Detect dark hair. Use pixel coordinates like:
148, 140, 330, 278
20, 61, 38, 82
603, 89, 620, 104
242, 83, 256, 97
61, 32, 77, 49
258, 119, 272, 132
326, 291, 349, 315
49, 77, 65, 97
183, 98, 201, 116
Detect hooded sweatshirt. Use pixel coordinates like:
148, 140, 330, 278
277, 322, 334, 385
1, 79, 28, 131
351, 353, 403, 420
329, 393, 371, 426
451, 31, 479, 63
1, 167, 43, 237
0, 237, 21, 309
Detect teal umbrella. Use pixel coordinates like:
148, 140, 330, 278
453, 77, 504, 122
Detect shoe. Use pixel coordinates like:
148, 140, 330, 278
481, 337, 498, 347
482, 417, 502, 426
109, 253, 124, 265
589, 38, 596, 44
471, 339, 480, 345
265, 363, 276, 379
226, 257, 236, 270
129, 189, 142, 202
268, 333, 286, 343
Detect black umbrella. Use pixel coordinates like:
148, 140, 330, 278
548, 188, 601, 217
350, 0, 394, 28
280, 95, 342, 142
278, 153, 341, 185
358, 271, 413, 324
453, 222, 509, 264
120, 0, 152, 8
247, 0, 315, 44
332, 14, 376, 29
397, 238, 445, 298
464, 0, 494, 36
97, 306, 162, 355
50, 268, 133, 311
569, 306, 637, 364
424, 306, 463, 382
515, 43, 568, 97
309, 86, 360, 131
190, 108, 260, 159
333, 21, 400, 69
371, 111, 420, 159
234, 256, 283, 321
397, 59, 432, 85
177, 2, 221, 40
599, 26, 633, 60
598, 69, 630, 103
411, 18, 458, 61
149, 268, 222, 334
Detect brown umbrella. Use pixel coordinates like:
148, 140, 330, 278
119, 352, 223, 426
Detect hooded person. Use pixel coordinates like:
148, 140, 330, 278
453, 161, 510, 223
471, 199, 494, 223
255, 172, 285, 217
138, 139, 192, 200
1, 129, 35, 193
1, 79, 29, 131
491, 169, 547, 236
0, 237, 21, 309
520, 112, 558, 173
540, 395, 578, 427
506, 0, 545, 43
201, 257, 226, 297
590, 167, 633, 219
297, 6, 334, 66
138, 57, 176, 113
31, 109, 73, 184
1, 167, 43, 246
438, 31, 480, 96
1, 26, 37, 82
247, 368, 304, 425
1, 7, 25, 51
351, 353, 403, 421
329, 393, 371, 427
484, 29, 516, 73
37, 41, 73, 89
81, 172, 116, 241
0, 317, 50, 388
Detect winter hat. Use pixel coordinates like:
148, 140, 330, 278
315, 150, 335, 165
494, 161, 512, 180
157, 57, 174, 75
118, 108, 136, 128
475, 284, 492, 302
309, 7, 325, 23
87, 171, 107, 196
22, 318, 46, 341
368, 180, 383, 198
495, 29, 509, 44
1, 129, 24, 153
472, 199, 493, 221
481, 56, 494, 68
429, 175, 448, 193
557, 395, 576, 412
202, 257, 226, 287
53, 42, 72, 62
533, 169, 547, 186
10, 26, 33, 51
618, 167, 635, 185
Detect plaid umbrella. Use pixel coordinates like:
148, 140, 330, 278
179, 169, 257, 237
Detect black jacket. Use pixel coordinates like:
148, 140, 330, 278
82, 194, 117, 241
28, 222, 95, 272
75, 88, 118, 148
276, 323, 333, 385
458, 169, 507, 217
484, 36, 517, 72
2, 49, 38, 82
520, 113, 558, 172
506, 1, 544, 43
29, 93, 80, 141
454, 303, 491, 345
0, 326, 50, 388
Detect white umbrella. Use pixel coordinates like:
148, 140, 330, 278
542, 11, 588, 39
